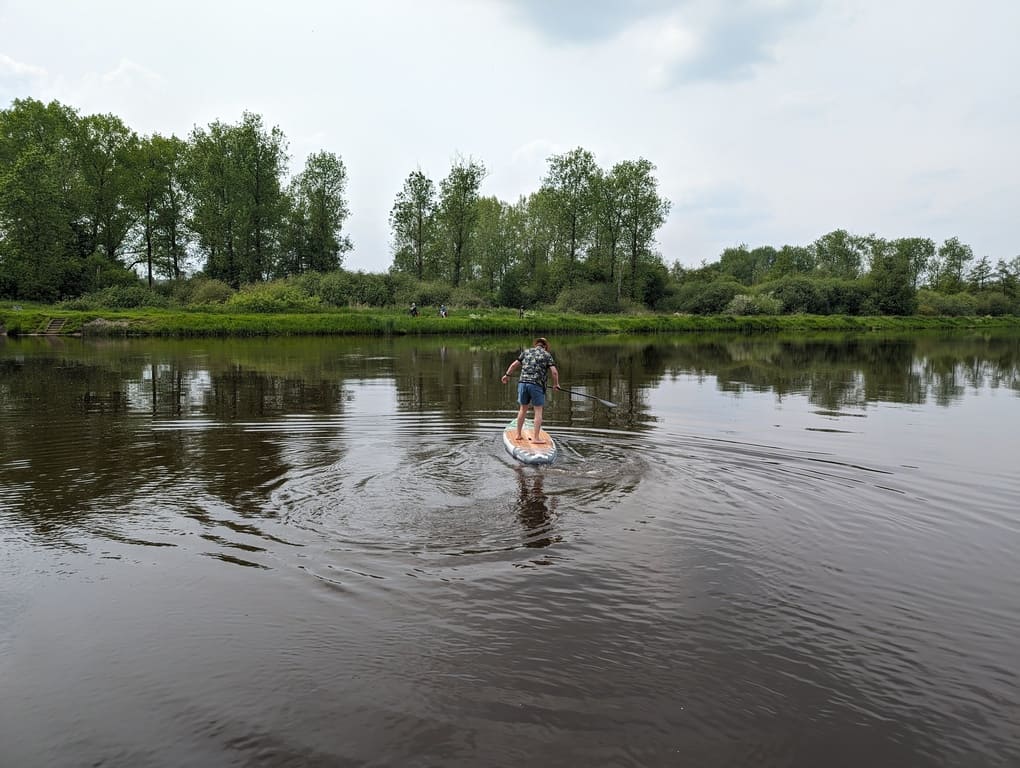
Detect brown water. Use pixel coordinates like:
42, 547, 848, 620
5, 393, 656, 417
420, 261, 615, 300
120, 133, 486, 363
1, 333, 1018, 768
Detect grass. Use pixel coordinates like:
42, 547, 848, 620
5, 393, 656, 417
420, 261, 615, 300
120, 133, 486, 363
2, 304, 1020, 338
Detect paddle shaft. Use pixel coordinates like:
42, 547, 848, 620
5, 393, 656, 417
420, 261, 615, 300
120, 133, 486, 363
556, 386, 617, 408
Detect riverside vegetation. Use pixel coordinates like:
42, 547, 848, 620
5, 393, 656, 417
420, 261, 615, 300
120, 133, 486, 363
2, 98, 1019, 334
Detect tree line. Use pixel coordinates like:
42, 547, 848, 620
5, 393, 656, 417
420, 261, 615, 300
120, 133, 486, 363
674, 231, 1020, 316
388, 148, 671, 309
2, 98, 1017, 316
0, 98, 350, 301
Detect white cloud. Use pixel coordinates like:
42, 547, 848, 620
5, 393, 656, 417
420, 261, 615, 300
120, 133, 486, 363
0, 53, 46, 79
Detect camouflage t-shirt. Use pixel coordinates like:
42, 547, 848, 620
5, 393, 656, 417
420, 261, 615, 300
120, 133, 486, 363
517, 347, 556, 389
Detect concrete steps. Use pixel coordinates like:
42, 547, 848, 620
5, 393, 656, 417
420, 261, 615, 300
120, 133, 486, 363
43, 318, 66, 334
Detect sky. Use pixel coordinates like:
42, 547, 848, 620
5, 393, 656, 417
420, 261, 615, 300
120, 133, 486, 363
1, 0, 1018, 272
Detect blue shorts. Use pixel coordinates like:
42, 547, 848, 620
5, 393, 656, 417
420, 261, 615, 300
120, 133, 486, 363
517, 382, 545, 407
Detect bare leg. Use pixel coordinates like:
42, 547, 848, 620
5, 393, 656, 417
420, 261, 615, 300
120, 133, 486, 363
515, 404, 528, 440
532, 405, 546, 443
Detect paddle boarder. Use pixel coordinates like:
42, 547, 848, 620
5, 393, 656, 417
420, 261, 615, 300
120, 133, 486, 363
501, 337, 560, 443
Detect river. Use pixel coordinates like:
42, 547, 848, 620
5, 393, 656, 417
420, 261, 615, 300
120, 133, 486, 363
1, 332, 1018, 767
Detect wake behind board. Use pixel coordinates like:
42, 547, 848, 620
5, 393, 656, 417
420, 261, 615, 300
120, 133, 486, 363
503, 419, 557, 465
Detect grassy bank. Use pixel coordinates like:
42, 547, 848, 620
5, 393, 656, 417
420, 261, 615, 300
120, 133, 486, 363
3, 305, 1020, 337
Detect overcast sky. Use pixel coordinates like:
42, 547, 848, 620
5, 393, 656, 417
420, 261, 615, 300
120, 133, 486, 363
2, 0, 1018, 272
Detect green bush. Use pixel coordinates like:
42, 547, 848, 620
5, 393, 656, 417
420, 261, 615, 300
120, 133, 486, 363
81, 252, 143, 293
817, 278, 869, 315
318, 272, 351, 306
974, 291, 1018, 316
916, 289, 978, 316
189, 278, 235, 305
725, 293, 784, 315
348, 271, 395, 307
393, 280, 451, 308
663, 280, 743, 314
555, 283, 621, 314
60, 285, 171, 310
226, 282, 321, 313
449, 286, 489, 308
318, 271, 395, 307
759, 276, 826, 314
288, 271, 324, 298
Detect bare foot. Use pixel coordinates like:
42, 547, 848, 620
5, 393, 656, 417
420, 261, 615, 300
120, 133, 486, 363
515, 434, 524, 441
532, 439, 547, 444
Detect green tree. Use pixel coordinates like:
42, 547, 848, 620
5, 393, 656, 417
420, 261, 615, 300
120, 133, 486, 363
814, 229, 867, 279
892, 237, 935, 289
76, 112, 140, 264
0, 98, 83, 300
617, 158, 670, 302
591, 165, 626, 287
132, 133, 191, 285
994, 258, 1018, 296
519, 190, 560, 303
437, 156, 485, 287
283, 151, 351, 274
389, 169, 437, 280
473, 196, 521, 296
718, 244, 755, 285
866, 238, 916, 315
931, 237, 974, 293
187, 113, 288, 286
541, 147, 598, 286
767, 244, 815, 279
969, 255, 992, 291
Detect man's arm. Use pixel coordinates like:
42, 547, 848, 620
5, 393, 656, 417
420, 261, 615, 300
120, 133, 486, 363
550, 364, 560, 390
501, 360, 521, 382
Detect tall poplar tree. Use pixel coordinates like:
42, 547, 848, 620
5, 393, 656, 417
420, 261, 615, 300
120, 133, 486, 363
617, 158, 670, 301
283, 151, 352, 274
0, 98, 83, 300
133, 133, 191, 285
389, 169, 437, 280
76, 112, 139, 262
437, 157, 485, 287
187, 113, 288, 286
541, 147, 598, 286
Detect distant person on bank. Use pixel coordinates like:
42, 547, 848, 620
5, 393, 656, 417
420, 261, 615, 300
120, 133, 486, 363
501, 337, 560, 443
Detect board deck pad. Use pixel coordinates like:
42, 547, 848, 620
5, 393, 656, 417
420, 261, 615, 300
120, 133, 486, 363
503, 419, 557, 465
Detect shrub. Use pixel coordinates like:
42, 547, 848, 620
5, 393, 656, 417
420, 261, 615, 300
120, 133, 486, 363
725, 293, 784, 315
555, 283, 621, 314
60, 285, 171, 310
760, 276, 826, 314
226, 281, 321, 313
663, 280, 743, 314
974, 291, 1018, 316
318, 272, 351, 307
916, 289, 978, 316
189, 279, 235, 305
289, 271, 324, 298
393, 280, 452, 308
817, 278, 869, 315
449, 286, 489, 308
346, 271, 395, 306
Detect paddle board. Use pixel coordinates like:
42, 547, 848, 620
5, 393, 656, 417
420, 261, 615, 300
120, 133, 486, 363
503, 419, 557, 465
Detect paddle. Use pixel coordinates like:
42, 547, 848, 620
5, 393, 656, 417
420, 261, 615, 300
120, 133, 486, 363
556, 385, 617, 408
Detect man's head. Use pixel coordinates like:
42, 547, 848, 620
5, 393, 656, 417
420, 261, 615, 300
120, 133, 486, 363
534, 337, 549, 351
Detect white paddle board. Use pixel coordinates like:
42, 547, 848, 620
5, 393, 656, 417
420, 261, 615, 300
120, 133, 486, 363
502, 419, 557, 465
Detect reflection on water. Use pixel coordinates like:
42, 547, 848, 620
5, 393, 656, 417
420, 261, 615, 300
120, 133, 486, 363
1, 331, 1019, 767
514, 466, 559, 550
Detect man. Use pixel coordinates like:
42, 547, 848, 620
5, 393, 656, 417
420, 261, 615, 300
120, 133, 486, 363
501, 337, 560, 444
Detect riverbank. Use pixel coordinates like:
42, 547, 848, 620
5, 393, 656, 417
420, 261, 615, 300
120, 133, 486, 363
2, 305, 1020, 337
